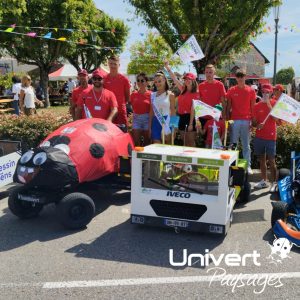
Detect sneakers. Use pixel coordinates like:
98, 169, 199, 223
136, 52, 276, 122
254, 179, 269, 189
269, 182, 278, 193
247, 167, 253, 175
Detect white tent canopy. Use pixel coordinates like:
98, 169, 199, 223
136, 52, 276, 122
48, 64, 109, 81
49, 64, 78, 81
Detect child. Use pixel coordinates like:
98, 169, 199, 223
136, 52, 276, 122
197, 104, 225, 148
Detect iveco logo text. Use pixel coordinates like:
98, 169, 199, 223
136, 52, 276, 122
166, 191, 191, 198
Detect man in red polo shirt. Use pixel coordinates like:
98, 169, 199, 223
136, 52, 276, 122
70, 69, 91, 120
226, 69, 256, 174
103, 55, 131, 130
198, 64, 226, 123
75, 69, 118, 121
252, 84, 279, 191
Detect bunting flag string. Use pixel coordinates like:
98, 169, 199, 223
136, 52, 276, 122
0, 29, 122, 51
0, 23, 300, 37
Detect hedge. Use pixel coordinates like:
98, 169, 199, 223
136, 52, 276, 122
0, 111, 298, 169
0, 111, 71, 150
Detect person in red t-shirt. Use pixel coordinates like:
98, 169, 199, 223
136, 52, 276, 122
70, 69, 92, 120
130, 72, 151, 146
103, 55, 131, 130
198, 64, 226, 124
226, 69, 256, 174
273, 84, 284, 101
164, 60, 199, 147
75, 69, 118, 121
252, 83, 279, 191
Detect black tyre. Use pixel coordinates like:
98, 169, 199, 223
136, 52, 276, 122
271, 201, 288, 227
278, 168, 290, 180
239, 182, 251, 203
56, 192, 95, 229
8, 187, 43, 219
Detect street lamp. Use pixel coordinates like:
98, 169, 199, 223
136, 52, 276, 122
273, 5, 280, 85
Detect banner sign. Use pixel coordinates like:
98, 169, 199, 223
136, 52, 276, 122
174, 35, 204, 63
0, 152, 20, 188
193, 100, 221, 121
270, 93, 300, 124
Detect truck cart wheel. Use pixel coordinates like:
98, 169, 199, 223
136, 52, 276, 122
278, 168, 290, 180
8, 187, 43, 219
271, 201, 289, 227
56, 192, 95, 229
239, 182, 251, 203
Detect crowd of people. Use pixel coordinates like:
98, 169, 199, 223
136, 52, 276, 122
8, 54, 286, 192
70, 55, 285, 192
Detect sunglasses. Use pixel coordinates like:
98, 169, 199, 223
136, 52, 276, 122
92, 77, 103, 81
154, 80, 162, 84
137, 79, 146, 83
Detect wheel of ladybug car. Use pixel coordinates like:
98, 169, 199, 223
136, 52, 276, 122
278, 168, 291, 180
8, 187, 44, 219
239, 182, 251, 203
271, 201, 289, 228
56, 192, 95, 229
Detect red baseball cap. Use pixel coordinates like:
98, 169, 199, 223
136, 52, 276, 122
183, 72, 196, 80
261, 83, 273, 93
274, 84, 284, 92
92, 69, 103, 78
78, 69, 88, 76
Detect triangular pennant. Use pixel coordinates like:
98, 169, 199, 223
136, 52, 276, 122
5, 27, 14, 32
26, 32, 37, 37
43, 32, 52, 39
57, 37, 67, 41
54, 28, 58, 32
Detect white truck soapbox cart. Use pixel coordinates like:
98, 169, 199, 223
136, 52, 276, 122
130, 144, 249, 235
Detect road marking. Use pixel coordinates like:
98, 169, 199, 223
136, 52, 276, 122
0, 272, 299, 289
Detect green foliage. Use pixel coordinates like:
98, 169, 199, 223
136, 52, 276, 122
0, 111, 71, 149
276, 123, 300, 168
0, 72, 24, 90
0, 0, 128, 106
276, 67, 295, 85
127, 32, 180, 75
127, 0, 280, 73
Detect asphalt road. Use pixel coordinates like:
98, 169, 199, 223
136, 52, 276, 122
0, 183, 299, 300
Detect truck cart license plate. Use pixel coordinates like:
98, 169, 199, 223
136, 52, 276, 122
209, 225, 223, 234
164, 219, 189, 228
18, 194, 40, 203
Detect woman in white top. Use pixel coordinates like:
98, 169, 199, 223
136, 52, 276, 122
148, 72, 176, 144
19, 75, 43, 116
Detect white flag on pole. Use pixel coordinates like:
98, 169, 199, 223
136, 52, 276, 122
211, 121, 223, 149
269, 93, 300, 124
193, 100, 221, 121
173, 35, 204, 63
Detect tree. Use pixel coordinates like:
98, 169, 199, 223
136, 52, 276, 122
127, 32, 180, 75
127, 0, 281, 74
0, 1, 128, 107
276, 67, 295, 85
66, 11, 129, 73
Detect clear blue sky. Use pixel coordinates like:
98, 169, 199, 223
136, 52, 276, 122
96, 0, 300, 77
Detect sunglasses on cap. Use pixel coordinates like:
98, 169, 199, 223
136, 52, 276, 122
137, 79, 146, 83
92, 77, 103, 81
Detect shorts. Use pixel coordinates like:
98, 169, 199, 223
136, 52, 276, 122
151, 115, 169, 140
132, 113, 149, 130
24, 107, 36, 116
178, 114, 196, 131
253, 137, 276, 157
